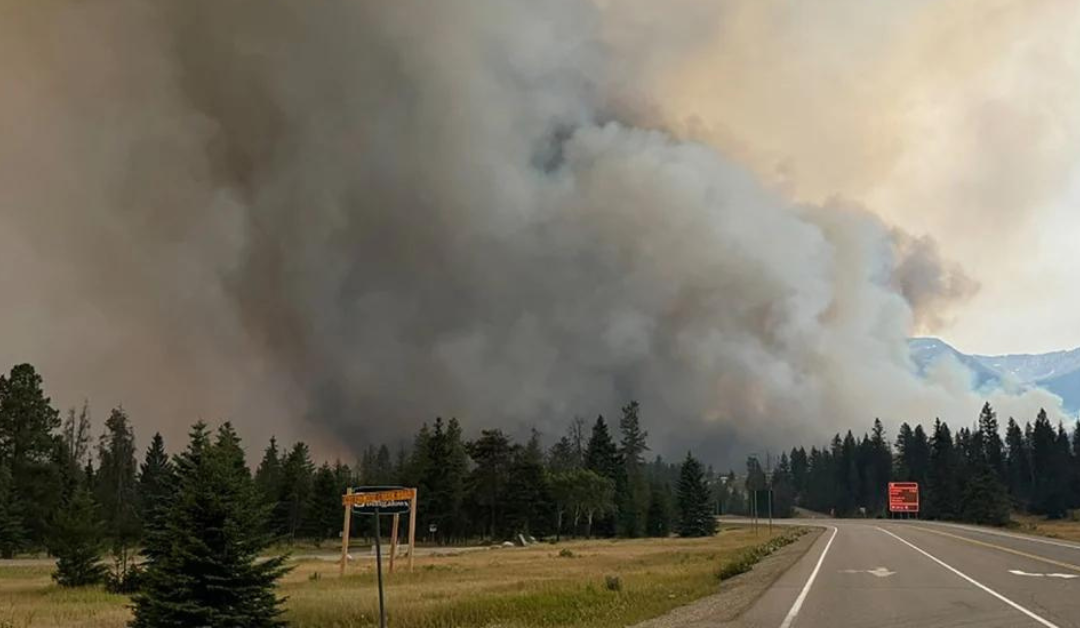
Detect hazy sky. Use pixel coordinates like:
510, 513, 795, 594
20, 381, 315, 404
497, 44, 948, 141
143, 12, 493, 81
643, 0, 1080, 355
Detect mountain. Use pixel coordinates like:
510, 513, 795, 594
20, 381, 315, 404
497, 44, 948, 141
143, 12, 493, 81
908, 338, 1080, 413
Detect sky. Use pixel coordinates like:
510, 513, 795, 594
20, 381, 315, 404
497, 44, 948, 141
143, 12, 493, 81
641, 0, 1080, 355
0, 0, 1077, 460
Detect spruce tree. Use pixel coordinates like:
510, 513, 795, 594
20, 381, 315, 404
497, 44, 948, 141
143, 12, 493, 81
617, 401, 649, 537
0, 364, 63, 547
279, 442, 314, 540
0, 463, 24, 558
926, 419, 958, 520
49, 485, 106, 587
1004, 418, 1032, 510
645, 478, 673, 537
676, 452, 716, 537
96, 406, 140, 589
304, 463, 341, 545
131, 422, 289, 627
137, 432, 175, 563
466, 430, 513, 539
505, 430, 549, 536
584, 416, 620, 536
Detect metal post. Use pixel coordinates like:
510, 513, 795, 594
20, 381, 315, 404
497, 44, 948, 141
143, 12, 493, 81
767, 488, 773, 535
375, 508, 386, 628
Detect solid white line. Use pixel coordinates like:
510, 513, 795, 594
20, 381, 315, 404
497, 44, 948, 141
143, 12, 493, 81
914, 520, 1080, 551
877, 527, 1060, 628
779, 526, 837, 628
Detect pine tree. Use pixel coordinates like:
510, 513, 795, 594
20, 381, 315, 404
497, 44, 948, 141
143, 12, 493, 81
926, 419, 958, 519
771, 453, 796, 518
279, 442, 314, 540
645, 478, 673, 537
0, 364, 63, 547
617, 401, 649, 537
137, 432, 175, 563
131, 422, 289, 627
1004, 418, 1032, 510
584, 416, 620, 536
505, 430, 549, 536
96, 406, 140, 589
978, 403, 1005, 481
676, 452, 715, 537
0, 462, 24, 558
466, 430, 513, 540
49, 485, 106, 587
304, 463, 341, 546
1030, 410, 1069, 518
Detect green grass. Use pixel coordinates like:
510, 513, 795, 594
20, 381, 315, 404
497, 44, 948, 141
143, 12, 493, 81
0, 528, 796, 627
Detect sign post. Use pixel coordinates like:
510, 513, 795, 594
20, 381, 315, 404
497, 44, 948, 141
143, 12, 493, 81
341, 486, 419, 627
888, 482, 919, 517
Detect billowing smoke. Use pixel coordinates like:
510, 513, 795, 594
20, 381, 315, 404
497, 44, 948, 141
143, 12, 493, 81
0, 0, 1068, 460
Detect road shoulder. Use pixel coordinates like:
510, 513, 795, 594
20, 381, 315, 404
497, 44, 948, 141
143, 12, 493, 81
630, 527, 825, 628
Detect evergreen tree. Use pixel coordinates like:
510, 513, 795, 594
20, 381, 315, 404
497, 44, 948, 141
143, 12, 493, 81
137, 432, 175, 563
0, 462, 23, 558
466, 430, 513, 539
304, 463, 341, 546
0, 364, 62, 547
864, 419, 892, 514
789, 447, 809, 503
676, 452, 715, 537
279, 442, 314, 540
978, 403, 1005, 481
926, 419, 958, 520
959, 426, 1010, 526
1030, 410, 1069, 517
1004, 418, 1032, 510
584, 416, 620, 536
505, 430, 549, 536
96, 406, 140, 588
49, 485, 106, 587
771, 452, 796, 518
645, 478, 673, 537
131, 422, 289, 627
617, 401, 649, 537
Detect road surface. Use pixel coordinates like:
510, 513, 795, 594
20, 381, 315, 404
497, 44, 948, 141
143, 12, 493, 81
729, 519, 1080, 628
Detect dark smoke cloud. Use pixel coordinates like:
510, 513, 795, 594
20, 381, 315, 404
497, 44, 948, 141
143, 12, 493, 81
0, 0, 1062, 462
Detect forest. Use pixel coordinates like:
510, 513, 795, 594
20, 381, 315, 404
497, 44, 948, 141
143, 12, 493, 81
3, 360, 1078, 598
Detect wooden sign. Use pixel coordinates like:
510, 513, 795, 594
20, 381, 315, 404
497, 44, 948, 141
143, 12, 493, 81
888, 482, 919, 513
344, 488, 415, 514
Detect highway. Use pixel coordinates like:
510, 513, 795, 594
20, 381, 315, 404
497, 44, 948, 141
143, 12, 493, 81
730, 519, 1080, 628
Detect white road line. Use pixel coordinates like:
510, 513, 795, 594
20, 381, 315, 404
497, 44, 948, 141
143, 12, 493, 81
877, 527, 1060, 628
779, 526, 837, 628
914, 520, 1080, 551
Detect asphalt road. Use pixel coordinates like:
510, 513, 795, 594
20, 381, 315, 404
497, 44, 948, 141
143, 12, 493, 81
728, 519, 1080, 628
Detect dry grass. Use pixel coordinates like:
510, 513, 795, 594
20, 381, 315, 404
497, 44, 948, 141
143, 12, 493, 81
0, 528, 784, 628
1011, 513, 1080, 543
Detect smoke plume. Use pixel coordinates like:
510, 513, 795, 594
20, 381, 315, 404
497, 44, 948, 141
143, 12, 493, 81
0, 0, 1069, 460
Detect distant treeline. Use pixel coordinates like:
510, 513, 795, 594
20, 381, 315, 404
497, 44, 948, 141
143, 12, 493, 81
765, 403, 1080, 525
0, 363, 721, 580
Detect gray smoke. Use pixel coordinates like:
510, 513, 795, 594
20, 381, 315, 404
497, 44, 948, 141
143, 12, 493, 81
0, 0, 1064, 460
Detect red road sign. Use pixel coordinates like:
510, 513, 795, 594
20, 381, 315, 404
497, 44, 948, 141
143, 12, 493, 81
888, 482, 919, 513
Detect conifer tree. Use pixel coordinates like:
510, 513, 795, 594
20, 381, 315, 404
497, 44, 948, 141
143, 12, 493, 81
466, 430, 513, 539
49, 485, 106, 587
584, 416, 620, 536
1004, 417, 1032, 510
926, 419, 958, 520
304, 463, 341, 545
505, 430, 549, 536
96, 406, 140, 589
676, 452, 715, 537
617, 401, 650, 537
0, 462, 23, 558
131, 422, 289, 627
279, 442, 314, 540
645, 478, 673, 537
137, 432, 175, 563
0, 364, 62, 547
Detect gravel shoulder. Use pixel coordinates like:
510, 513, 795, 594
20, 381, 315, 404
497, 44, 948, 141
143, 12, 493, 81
630, 526, 824, 628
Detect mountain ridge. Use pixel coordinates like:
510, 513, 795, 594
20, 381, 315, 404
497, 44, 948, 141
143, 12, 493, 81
908, 337, 1080, 413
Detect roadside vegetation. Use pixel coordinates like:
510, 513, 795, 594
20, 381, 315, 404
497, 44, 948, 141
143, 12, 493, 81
0, 528, 790, 628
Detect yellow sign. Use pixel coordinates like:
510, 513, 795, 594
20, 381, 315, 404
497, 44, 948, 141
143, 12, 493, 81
343, 488, 416, 507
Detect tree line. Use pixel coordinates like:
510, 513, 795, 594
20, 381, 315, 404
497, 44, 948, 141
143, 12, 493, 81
0, 364, 719, 604
754, 403, 1080, 525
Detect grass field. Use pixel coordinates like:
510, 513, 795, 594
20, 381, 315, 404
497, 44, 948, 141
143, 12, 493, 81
0, 527, 792, 628
1011, 513, 1080, 543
